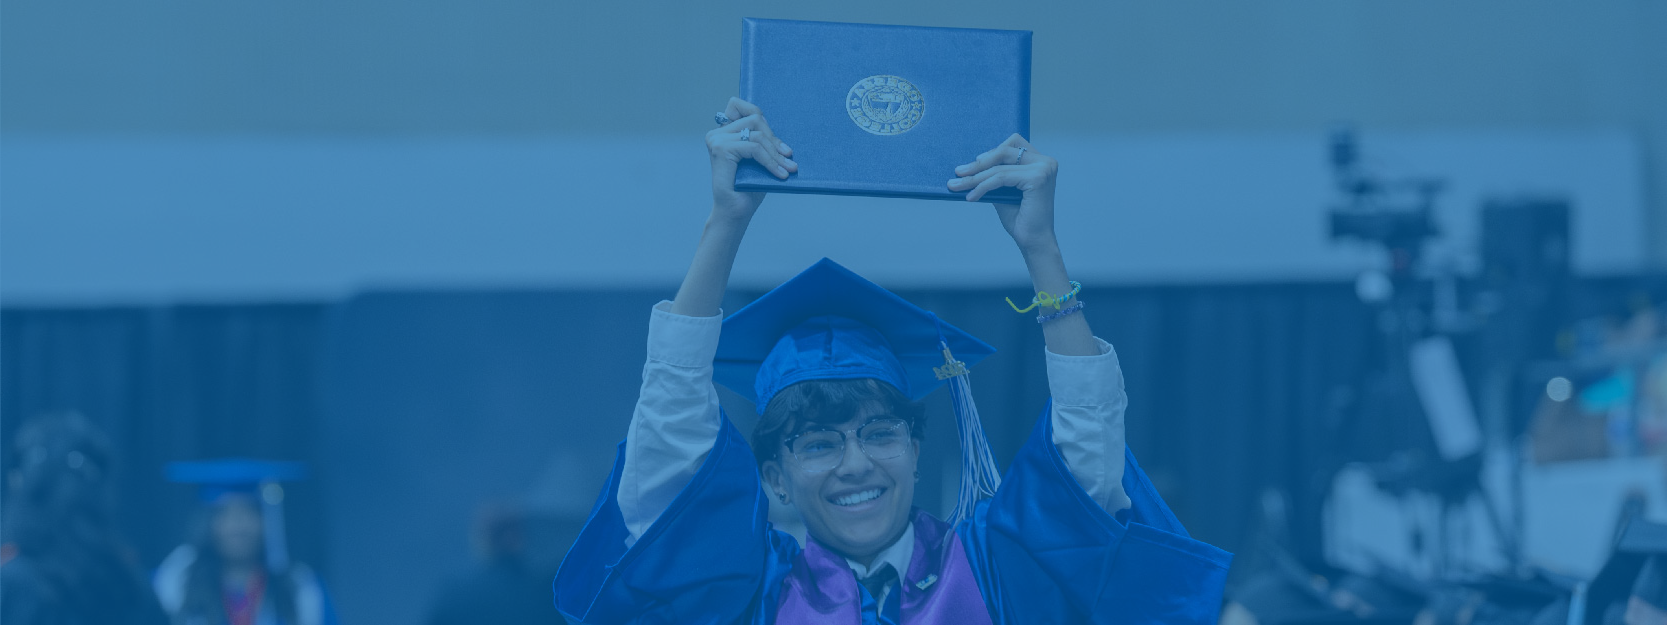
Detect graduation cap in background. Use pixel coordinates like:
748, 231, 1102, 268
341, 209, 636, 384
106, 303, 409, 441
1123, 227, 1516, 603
714, 258, 998, 526
166, 459, 307, 572
1583, 517, 1667, 625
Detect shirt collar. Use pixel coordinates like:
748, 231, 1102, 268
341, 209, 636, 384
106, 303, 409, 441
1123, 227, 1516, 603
844, 521, 914, 581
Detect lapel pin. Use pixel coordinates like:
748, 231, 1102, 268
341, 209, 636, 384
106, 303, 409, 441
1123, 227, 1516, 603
915, 574, 939, 591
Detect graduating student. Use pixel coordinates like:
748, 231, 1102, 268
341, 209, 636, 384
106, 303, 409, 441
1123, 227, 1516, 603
554, 98, 1231, 624
152, 460, 338, 625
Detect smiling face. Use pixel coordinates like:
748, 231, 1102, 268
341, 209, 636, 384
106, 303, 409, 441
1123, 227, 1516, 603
763, 402, 920, 565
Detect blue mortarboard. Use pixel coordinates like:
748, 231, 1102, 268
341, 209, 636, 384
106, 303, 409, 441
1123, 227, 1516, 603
715, 258, 994, 408
714, 258, 1001, 525
166, 459, 306, 572
167, 459, 306, 499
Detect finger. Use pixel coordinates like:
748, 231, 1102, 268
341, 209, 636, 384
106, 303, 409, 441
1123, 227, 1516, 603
717, 113, 759, 133
952, 149, 1002, 178
720, 114, 794, 162
749, 141, 793, 178
720, 115, 790, 155
1004, 146, 1027, 165
710, 130, 759, 161
728, 138, 790, 179
740, 128, 794, 175
721, 133, 782, 176
947, 164, 1015, 192
749, 120, 791, 160
718, 114, 775, 141
954, 135, 1025, 177
726, 97, 763, 120
965, 170, 1016, 202
766, 137, 797, 174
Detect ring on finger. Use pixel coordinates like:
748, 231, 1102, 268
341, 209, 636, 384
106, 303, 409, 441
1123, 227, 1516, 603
740, 128, 752, 142
715, 112, 732, 126
1013, 146, 1027, 164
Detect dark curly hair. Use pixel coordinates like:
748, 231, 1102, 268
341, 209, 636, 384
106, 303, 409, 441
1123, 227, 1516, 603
750, 378, 926, 467
3, 412, 158, 623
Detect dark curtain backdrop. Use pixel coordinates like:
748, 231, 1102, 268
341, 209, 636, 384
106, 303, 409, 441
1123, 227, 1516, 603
4, 282, 1401, 624
0, 304, 332, 570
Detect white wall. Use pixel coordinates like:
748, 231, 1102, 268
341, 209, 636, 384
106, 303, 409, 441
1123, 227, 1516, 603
1, 131, 1643, 302
4, 0, 1663, 301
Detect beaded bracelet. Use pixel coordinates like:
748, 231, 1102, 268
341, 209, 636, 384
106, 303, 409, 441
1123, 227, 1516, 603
1006, 280, 1083, 314
1036, 300, 1084, 324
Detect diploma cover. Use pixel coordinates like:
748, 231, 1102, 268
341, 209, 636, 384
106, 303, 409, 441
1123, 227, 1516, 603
734, 18, 1032, 203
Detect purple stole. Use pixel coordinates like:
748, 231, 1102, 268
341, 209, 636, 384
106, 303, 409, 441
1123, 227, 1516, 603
774, 508, 994, 625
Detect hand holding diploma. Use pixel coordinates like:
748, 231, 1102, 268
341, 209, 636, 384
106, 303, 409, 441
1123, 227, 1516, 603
951, 134, 1096, 356
707, 97, 796, 221
949, 133, 1061, 257
674, 98, 795, 318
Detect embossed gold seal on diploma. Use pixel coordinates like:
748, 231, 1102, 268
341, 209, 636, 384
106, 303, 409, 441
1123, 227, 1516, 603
846, 75, 925, 136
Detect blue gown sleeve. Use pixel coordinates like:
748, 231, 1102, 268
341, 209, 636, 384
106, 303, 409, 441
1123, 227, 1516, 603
960, 401, 1232, 625
553, 412, 797, 624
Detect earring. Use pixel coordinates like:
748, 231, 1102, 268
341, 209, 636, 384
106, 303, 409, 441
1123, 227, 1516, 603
777, 492, 789, 504
914, 470, 921, 483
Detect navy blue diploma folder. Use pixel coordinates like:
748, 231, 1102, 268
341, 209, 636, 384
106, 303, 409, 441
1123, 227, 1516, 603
734, 18, 1031, 203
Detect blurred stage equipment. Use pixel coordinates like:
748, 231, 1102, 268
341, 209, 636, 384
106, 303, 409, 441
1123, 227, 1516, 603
1478, 197, 1572, 435
1478, 197, 1572, 576
1229, 127, 1585, 624
1327, 127, 1445, 279
1325, 127, 1511, 575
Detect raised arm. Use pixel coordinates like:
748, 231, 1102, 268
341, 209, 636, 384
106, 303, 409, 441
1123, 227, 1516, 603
948, 137, 1228, 624
949, 135, 1131, 513
670, 98, 796, 316
617, 98, 798, 543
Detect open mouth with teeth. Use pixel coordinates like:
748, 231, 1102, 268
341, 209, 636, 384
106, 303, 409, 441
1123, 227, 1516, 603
830, 487, 887, 507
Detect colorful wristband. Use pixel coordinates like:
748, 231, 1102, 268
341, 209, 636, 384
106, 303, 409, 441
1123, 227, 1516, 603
1005, 280, 1083, 314
1036, 300, 1085, 324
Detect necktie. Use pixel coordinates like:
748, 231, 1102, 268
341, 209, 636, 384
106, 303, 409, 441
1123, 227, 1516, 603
860, 564, 899, 605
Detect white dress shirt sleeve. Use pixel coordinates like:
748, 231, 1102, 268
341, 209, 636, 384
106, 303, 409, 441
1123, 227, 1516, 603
617, 301, 725, 546
1046, 337, 1133, 514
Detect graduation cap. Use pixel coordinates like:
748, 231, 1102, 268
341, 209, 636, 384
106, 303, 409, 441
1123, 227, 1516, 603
1583, 517, 1667, 624
166, 459, 306, 572
714, 258, 999, 525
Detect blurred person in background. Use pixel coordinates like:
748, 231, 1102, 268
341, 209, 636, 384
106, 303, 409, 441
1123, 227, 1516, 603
423, 502, 562, 625
152, 460, 338, 625
0, 412, 169, 625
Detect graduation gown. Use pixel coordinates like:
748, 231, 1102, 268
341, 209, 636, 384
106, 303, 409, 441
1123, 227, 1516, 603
152, 546, 340, 625
554, 400, 1231, 624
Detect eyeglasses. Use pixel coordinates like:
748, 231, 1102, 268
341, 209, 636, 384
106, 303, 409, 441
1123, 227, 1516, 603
781, 418, 911, 473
